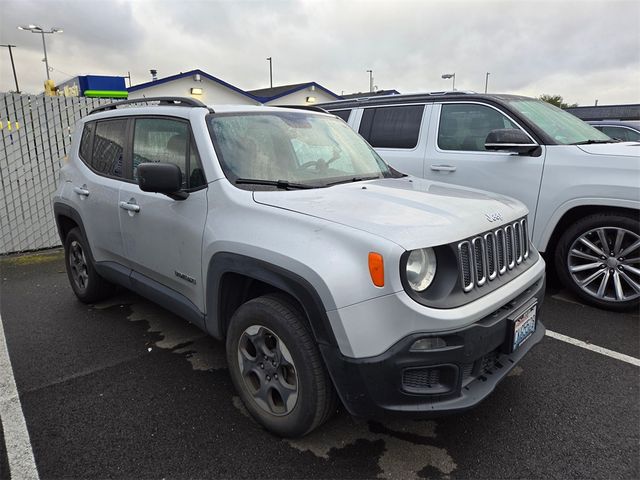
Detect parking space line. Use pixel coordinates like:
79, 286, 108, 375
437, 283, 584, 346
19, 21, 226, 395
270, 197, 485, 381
0, 314, 40, 480
546, 329, 640, 367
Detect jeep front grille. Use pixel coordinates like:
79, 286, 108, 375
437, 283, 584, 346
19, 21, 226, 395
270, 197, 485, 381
458, 218, 530, 292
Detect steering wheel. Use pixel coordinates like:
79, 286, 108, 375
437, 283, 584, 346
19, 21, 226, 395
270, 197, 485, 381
299, 160, 323, 170
298, 146, 342, 171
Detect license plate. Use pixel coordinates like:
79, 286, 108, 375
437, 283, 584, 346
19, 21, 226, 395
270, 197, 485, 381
511, 303, 537, 351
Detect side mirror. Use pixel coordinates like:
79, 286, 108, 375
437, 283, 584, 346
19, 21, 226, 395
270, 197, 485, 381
485, 129, 540, 155
137, 162, 188, 200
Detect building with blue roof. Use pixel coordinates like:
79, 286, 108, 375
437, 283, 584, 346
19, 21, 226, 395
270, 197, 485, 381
126, 69, 342, 105
246, 82, 343, 105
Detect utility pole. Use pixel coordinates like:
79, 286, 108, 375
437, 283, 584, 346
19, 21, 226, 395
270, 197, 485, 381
126, 71, 132, 88
40, 30, 50, 80
367, 69, 373, 93
484, 72, 490, 94
267, 57, 273, 88
0, 44, 20, 93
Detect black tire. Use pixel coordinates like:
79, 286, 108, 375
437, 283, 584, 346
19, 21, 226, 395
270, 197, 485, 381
554, 212, 640, 312
226, 293, 337, 437
64, 227, 115, 303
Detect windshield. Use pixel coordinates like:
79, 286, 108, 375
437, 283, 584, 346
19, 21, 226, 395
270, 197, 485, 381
207, 112, 395, 189
507, 99, 612, 145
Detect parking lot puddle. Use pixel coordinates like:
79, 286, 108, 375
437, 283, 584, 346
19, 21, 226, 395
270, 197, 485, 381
229, 390, 456, 478
171, 336, 227, 371
96, 294, 458, 478
126, 302, 203, 349
94, 296, 227, 370
285, 417, 456, 479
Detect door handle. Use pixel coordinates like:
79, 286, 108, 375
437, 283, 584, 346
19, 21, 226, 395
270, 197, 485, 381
430, 164, 457, 172
119, 201, 140, 213
73, 186, 90, 196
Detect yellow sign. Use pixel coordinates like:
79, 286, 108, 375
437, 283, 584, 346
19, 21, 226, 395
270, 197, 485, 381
44, 79, 56, 96
61, 84, 80, 97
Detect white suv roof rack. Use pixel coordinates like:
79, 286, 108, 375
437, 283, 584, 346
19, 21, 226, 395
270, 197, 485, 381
90, 96, 212, 115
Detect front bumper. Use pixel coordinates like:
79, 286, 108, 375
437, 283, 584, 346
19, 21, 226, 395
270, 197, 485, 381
320, 274, 545, 418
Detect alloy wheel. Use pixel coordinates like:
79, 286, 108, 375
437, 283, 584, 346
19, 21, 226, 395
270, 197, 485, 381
567, 226, 640, 303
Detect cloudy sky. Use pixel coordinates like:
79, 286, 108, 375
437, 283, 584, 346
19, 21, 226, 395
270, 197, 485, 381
1, 0, 639, 105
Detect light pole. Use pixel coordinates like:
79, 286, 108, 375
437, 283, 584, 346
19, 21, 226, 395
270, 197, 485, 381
484, 72, 490, 93
366, 69, 373, 93
266, 57, 273, 88
0, 44, 20, 93
441, 73, 455, 91
17, 24, 63, 81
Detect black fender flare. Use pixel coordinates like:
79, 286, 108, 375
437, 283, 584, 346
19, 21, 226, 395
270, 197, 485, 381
53, 202, 85, 240
52, 202, 96, 261
205, 252, 337, 347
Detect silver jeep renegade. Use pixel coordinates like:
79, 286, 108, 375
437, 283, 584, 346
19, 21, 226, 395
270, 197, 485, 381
53, 97, 546, 437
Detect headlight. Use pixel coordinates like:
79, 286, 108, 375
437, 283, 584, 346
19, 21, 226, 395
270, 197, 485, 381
406, 248, 437, 292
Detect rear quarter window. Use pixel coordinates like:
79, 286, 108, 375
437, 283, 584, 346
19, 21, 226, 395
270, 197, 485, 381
79, 121, 95, 163
331, 109, 352, 122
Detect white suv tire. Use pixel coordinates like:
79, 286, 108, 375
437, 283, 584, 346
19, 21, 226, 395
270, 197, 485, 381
555, 213, 640, 311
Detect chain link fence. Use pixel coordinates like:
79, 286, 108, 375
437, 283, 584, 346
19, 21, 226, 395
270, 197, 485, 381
0, 93, 111, 254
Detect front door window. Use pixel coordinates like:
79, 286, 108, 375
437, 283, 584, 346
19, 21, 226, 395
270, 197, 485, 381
438, 103, 521, 152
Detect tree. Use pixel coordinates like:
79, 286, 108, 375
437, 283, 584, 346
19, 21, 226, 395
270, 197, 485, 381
539, 94, 578, 108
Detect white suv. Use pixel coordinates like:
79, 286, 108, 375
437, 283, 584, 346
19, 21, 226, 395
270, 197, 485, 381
321, 93, 640, 311
53, 97, 546, 437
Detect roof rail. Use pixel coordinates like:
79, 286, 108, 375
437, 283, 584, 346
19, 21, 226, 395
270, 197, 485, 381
421, 90, 474, 96
89, 96, 212, 115
341, 90, 474, 103
274, 105, 329, 114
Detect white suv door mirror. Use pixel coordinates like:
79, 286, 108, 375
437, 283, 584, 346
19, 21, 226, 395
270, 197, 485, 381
485, 129, 539, 155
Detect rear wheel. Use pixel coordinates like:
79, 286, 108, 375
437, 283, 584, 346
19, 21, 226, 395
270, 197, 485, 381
64, 228, 115, 303
555, 213, 640, 311
226, 294, 337, 437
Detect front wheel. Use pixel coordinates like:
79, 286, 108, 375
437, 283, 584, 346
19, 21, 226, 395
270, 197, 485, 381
226, 294, 337, 437
555, 213, 640, 311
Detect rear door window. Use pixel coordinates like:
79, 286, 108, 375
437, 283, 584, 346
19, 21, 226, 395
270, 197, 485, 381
358, 105, 424, 149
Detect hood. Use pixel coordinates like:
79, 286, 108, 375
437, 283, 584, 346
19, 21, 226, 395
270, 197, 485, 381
577, 142, 640, 157
253, 177, 526, 250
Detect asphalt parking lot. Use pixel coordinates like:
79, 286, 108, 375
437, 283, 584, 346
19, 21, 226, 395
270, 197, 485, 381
1, 249, 638, 479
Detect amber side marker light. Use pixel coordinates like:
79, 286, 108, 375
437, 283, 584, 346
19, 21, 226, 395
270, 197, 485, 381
368, 252, 384, 287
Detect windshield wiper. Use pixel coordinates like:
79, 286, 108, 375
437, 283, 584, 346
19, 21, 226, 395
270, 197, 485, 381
570, 139, 619, 145
324, 175, 381, 187
235, 178, 316, 190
